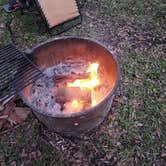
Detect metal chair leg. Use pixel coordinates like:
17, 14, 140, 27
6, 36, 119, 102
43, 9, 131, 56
5, 15, 15, 43
24, 10, 41, 31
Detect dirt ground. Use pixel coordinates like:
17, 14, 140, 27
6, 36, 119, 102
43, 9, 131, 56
0, 0, 165, 165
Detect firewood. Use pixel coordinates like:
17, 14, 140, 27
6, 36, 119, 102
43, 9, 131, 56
55, 87, 91, 102
63, 101, 84, 114
54, 73, 89, 84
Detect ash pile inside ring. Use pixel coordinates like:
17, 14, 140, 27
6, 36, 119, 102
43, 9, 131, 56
30, 61, 110, 116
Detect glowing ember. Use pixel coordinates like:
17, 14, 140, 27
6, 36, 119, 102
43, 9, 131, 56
67, 62, 100, 109
31, 61, 110, 115
71, 100, 81, 109
63, 100, 83, 114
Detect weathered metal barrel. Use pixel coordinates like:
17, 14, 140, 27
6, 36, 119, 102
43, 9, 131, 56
20, 37, 120, 136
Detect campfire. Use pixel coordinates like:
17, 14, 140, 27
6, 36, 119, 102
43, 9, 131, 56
63, 62, 100, 113
20, 37, 119, 136
30, 61, 109, 116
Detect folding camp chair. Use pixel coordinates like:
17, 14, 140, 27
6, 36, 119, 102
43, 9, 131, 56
35, 0, 81, 33
3, 0, 81, 35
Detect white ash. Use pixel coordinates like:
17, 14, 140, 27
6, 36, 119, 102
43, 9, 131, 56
30, 61, 111, 116
31, 75, 61, 116
44, 61, 88, 77
31, 61, 88, 116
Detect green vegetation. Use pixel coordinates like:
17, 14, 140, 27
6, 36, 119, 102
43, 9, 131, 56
0, 0, 165, 165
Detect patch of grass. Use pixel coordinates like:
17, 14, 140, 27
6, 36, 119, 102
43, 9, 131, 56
115, 47, 166, 165
0, 0, 165, 165
0, 120, 64, 165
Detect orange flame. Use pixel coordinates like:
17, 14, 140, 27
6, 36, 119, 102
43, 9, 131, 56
71, 100, 81, 108
63, 100, 83, 114
67, 62, 100, 108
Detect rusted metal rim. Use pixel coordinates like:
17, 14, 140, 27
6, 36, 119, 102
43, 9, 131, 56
20, 37, 120, 118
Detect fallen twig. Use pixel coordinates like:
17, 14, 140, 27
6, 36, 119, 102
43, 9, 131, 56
0, 115, 8, 120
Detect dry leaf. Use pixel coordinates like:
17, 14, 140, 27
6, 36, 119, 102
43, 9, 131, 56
29, 151, 37, 160
0, 161, 6, 166
0, 23, 5, 29
137, 122, 143, 127
20, 149, 28, 158
161, 153, 166, 158
0, 95, 15, 112
122, 162, 126, 166
14, 107, 31, 121
10, 161, 16, 166
8, 107, 31, 125
4, 102, 16, 115
0, 100, 31, 129
0, 102, 16, 129
0, 119, 7, 130
8, 110, 23, 125
0, 115, 8, 120
0, 110, 9, 130
0, 105, 4, 111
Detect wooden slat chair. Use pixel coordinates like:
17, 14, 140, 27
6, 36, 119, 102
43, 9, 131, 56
3, 0, 81, 35
35, 0, 81, 33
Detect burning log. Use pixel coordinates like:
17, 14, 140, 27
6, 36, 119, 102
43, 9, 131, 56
63, 100, 84, 114
54, 73, 89, 84
55, 87, 91, 103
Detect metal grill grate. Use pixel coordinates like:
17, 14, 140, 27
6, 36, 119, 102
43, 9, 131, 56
0, 44, 43, 103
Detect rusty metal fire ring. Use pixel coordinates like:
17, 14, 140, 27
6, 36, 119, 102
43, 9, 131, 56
19, 37, 120, 136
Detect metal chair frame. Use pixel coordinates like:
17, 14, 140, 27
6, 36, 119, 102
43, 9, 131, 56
3, 0, 82, 37
3, 0, 40, 42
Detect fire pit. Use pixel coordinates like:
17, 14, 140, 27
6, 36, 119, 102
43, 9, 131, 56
20, 37, 120, 136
